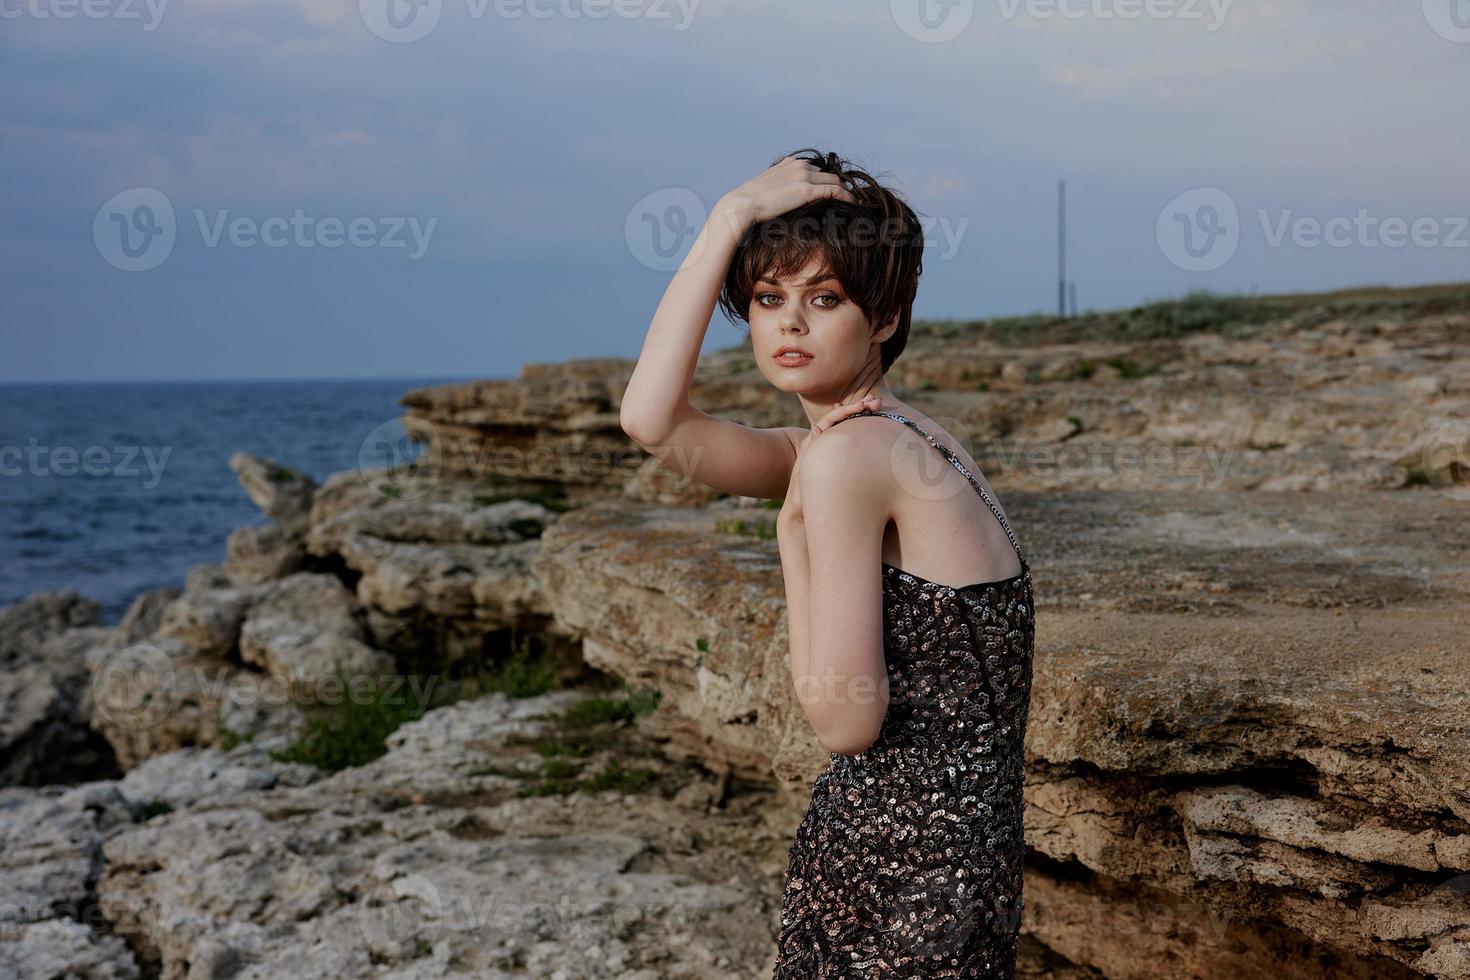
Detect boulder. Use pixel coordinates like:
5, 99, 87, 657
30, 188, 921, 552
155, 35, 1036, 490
238, 572, 396, 698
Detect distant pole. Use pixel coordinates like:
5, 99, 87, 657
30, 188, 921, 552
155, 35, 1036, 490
1069, 281, 1077, 318
1057, 179, 1067, 318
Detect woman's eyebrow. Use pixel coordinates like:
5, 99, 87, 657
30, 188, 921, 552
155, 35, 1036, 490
757, 274, 839, 287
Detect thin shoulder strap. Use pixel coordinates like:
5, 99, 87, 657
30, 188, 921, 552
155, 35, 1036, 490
834, 409, 1027, 568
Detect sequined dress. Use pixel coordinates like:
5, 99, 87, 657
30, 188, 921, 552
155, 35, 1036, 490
771, 409, 1036, 979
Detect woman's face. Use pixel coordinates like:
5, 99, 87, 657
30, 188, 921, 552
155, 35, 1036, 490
750, 256, 881, 396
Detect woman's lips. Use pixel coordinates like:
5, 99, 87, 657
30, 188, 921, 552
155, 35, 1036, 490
773, 352, 814, 366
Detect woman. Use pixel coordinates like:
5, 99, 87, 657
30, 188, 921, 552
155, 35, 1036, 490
620, 148, 1035, 978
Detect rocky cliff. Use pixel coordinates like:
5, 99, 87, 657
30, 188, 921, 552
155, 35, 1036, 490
2, 283, 1468, 979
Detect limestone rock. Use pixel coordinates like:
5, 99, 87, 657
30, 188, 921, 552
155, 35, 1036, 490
305, 475, 557, 659
533, 487, 1470, 977
115, 587, 181, 644
228, 452, 317, 525
0, 781, 142, 979
238, 572, 395, 698
156, 575, 268, 659
224, 520, 308, 585
0, 590, 101, 668
88, 635, 304, 769
91, 690, 772, 980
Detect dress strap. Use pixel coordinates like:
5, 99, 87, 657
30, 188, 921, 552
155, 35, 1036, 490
832, 409, 1027, 569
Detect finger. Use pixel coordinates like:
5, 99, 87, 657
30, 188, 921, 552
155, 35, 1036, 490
813, 399, 878, 434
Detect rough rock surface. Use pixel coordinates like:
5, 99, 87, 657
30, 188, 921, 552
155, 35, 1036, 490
238, 572, 396, 697
5, 284, 1470, 978
532, 484, 1470, 977
402, 289, 1470, 498
224, 453, 319, 586
88, 691, 786, 980
305, 470, 558, 660
0, 592, 118, 787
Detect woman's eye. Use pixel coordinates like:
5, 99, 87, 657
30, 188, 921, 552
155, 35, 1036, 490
756, 293, 839, 308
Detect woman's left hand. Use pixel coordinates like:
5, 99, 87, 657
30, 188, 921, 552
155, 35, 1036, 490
795, 396, 883, 460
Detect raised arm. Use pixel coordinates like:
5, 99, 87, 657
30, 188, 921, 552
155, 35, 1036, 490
619, 156, 857, 500
619, 196, 800, 499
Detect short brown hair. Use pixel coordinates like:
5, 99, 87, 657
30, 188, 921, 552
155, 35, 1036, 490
716, 147, 925, 374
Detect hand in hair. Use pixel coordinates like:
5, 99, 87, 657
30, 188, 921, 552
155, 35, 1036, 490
722, 154, 858, 227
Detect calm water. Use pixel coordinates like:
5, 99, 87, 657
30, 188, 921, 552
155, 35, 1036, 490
0, 377, 479, 624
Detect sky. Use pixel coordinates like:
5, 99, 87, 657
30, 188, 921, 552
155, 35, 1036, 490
2, 0, 1468, 382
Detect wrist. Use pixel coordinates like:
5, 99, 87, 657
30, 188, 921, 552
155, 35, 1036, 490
713, 194, 755, 234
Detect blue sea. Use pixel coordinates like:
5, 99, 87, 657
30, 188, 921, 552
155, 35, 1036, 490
0, 378, 481, 625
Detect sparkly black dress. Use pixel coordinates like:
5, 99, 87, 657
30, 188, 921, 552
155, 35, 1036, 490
772, 410, 1035, 979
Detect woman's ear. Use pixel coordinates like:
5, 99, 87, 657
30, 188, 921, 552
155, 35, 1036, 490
873, 314, 899, 345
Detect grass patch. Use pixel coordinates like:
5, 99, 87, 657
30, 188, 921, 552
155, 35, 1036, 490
1102, 356, 1159, 379
558, 687, 660, 727
516, 758, 661, 798
1058, 360, 1096, 381
141, 800, 173, 819
470, 632, 560, 699
215, 722, 254, 751
419, 629, 565, 709
715, 515, 776, 539
504, 732, 601, 758
269, 665, 429, 772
